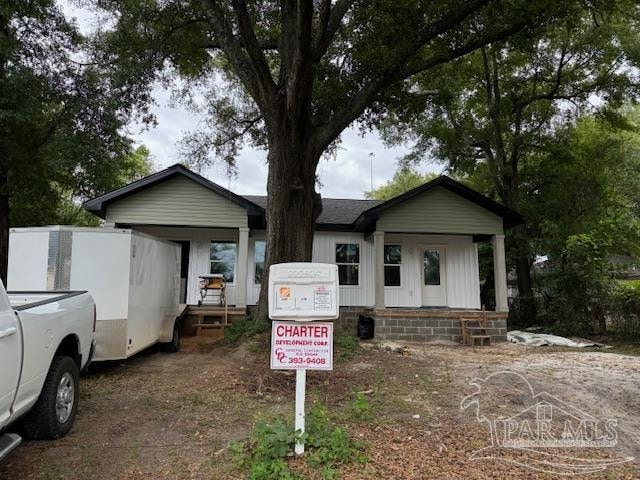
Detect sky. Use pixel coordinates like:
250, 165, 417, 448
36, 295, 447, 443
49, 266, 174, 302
62, 3, 440, 199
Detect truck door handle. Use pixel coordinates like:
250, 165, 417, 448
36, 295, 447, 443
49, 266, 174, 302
0, 326, 17, 339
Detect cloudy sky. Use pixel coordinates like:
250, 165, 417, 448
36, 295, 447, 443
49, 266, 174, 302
63, 3, 440, 198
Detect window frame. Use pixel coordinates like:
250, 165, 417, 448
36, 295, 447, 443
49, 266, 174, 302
334, 241, 361, 287
383, 244, 402, 288
253, 240, 266, 285
209, 240, 238, 285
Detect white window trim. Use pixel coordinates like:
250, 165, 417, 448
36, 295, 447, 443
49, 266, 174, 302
334, 240, 361, 288
253, 240, 266, 285
384, 243, 402, 289
209, 240, 238, 286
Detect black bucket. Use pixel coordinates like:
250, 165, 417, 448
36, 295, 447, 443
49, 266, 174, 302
357, 315, 375, 340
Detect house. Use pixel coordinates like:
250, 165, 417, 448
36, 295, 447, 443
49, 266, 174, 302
84, 163, 523, 342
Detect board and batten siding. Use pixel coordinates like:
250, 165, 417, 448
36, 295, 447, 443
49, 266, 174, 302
377, 186, 503, 235
132, 227, 480, 309
312, 232, 375, 307
383, 233, 481, 309
105, 176, 248, 228
132, 226, 240, 306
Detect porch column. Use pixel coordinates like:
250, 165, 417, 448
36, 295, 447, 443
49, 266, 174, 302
236, 227, 250, 308
373, 230, 385, 310
492, 234, 508, 312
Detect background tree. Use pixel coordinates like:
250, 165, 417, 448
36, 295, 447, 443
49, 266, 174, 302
365, 168, 437, 200
0, 2, 148, 284
525, 110, 640, 333
380, 2, 639, 317
12, 145, 155, 227
95, 0, 585, 317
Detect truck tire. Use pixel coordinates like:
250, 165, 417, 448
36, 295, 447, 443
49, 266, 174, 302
22, 356, 79, 440
161, 323, 180, 353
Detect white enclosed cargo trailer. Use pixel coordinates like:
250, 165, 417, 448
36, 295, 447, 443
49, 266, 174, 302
8, 226, 181, 361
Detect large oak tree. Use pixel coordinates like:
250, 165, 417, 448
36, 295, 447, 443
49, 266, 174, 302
95, 0, 582, 316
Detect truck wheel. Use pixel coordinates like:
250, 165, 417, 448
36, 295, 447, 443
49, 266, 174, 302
161, 323, 180, 353
23, 356, 79, 440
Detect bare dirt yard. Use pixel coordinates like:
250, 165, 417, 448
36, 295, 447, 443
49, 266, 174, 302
1, 336, 638, 480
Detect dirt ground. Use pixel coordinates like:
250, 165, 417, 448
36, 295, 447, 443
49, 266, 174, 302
1, 337, 638, 480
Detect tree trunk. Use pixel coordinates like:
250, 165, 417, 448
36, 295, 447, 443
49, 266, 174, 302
254, 131, 322, 321
0, 171, 8, 287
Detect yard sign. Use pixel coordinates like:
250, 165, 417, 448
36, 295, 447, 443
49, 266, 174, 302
270, 321, 333, 370
268, 263, 339, 455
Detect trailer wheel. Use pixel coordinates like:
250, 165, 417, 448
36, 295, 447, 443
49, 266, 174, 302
161, 322, 181, 353
22, 356, 79, 440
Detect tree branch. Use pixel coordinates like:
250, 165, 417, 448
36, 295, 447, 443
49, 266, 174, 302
311, 0, 355, 61
200, 0, 276, 109
313, 12, 533, 155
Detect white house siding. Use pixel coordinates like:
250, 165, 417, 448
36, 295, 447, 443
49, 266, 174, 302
131, 227, 479, 309
383, 234, 481, 309
311, 231, 376, 307
131, 226, 239, 306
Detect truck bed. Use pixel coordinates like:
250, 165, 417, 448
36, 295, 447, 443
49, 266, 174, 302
8, 291, 88, 310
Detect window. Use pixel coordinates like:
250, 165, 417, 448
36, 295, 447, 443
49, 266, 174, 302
210, 241, 237, 282
423, 249, 440, 286
254, 241, 266, 284
384, 245, 401, 286
335, 243, 359, 285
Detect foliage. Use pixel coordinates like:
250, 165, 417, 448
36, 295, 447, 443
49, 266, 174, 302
380, 1, 640, 301
607, 281, 640, 338
334, 333, 359, 361
230, 403, 365, 480
347, 392, 373, 423
525, 112, 640, 332
0, 1, 150, 282
12, 145, 154, 227
365, 168, 437, 200
222, 315, 269, 345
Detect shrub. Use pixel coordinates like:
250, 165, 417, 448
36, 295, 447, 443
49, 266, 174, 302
334, 333, 359, 361
230, 403, 366, 480
223, 315, 269, 345
607, 281, 640, 338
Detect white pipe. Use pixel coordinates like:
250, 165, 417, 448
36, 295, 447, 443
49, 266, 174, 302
295, 369, 306, 455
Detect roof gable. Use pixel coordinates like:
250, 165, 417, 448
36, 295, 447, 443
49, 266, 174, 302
356, 176, 523, 233
84, 164, 262, 218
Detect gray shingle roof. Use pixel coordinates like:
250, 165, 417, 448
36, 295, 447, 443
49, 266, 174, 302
242, 195, 381, 225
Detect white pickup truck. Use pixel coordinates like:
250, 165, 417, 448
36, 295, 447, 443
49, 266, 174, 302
0, 284, 95, 461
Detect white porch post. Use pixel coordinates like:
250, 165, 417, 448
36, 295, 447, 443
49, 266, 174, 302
492, 234, 509, 312
373, 231, 385, 310
236, 227, 250, 308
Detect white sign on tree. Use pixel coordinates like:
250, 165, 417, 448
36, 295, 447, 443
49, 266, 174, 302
268, 263, 339, 455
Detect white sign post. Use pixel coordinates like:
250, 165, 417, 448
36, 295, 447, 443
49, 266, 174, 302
268, 263, 339, 455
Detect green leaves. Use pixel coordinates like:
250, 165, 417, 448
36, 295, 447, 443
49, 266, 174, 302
365, 168, 438, 200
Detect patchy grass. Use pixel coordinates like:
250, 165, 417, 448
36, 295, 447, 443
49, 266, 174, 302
2, 339, 638, 480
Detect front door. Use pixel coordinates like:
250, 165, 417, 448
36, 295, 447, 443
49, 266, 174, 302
421, 247, 447, 307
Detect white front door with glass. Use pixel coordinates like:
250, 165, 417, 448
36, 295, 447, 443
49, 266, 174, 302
421, 247, 447, 307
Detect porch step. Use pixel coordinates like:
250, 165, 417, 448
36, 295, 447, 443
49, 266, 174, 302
460, 307, 492, 346
469, 335, 491, 346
